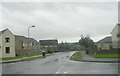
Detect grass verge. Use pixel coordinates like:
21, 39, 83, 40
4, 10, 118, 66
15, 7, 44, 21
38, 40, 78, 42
0, 53, 51, 61
93, 54, 120, 58
0, 54, 42, 60
70, 51, 82, 61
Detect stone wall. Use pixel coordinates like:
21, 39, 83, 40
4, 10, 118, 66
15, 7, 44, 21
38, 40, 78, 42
90, 48, 119, 54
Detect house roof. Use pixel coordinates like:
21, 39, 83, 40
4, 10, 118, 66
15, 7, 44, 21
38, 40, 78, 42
26, 38, 39, 44
39, 40, 58, 45
15, 35, 39, 44
97, 36, 112, 43
0, 28, 8, 35
15, 35, 28, 43
0, 28, 15, 36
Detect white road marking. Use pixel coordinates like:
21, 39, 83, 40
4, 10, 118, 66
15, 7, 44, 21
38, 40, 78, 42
56, 59, 69, 74
55, 52, 76, 74
10, 63, 16, 64
66, 70, 118, 74
55, 72, 59, 74
64, 72, 68, 74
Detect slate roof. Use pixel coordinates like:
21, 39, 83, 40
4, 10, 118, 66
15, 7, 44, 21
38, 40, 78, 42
26, 38, 39, 44
39, 40, 58, 45
97, 36, 112, 43
15, 35, 28, 43
15, 35, 39, 44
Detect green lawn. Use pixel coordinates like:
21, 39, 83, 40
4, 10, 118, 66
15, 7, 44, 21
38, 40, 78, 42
0, 53, 42, 60
70, 51, 82, 61
93, 54, 120, 58
1, 56, 23, 60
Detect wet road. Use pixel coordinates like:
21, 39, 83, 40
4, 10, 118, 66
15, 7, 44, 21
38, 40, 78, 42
1, 51, 118, 74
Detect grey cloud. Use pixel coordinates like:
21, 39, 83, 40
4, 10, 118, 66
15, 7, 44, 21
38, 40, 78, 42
2, 2, 118, 42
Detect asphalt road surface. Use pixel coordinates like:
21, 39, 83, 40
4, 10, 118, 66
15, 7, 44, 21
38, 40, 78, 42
1, 51, 118, 74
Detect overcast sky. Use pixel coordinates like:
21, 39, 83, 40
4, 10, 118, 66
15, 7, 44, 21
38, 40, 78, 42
1, 1, 118, 43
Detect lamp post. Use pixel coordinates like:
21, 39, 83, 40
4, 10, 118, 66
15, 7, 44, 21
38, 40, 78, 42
28, 25, 35, 38
28, 26, 35, 56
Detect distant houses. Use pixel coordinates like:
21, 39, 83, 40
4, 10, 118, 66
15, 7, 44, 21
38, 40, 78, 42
39, 39, 58, 53
58, 42, 80, 51
0, 29, 15, 57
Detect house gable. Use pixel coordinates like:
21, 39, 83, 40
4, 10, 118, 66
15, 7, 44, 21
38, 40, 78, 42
111, 23, 119, 35
0, 28, 14, 37
111, 23, 120, 48
97, 36, 112, 44
0, 28, 15, 57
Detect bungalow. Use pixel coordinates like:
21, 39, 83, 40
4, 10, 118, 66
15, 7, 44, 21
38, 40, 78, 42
15, 35, 41, 56
96, 36, 112, 50
39, 39, 58, 53
111, 23, 120, 49
0, 29, 15, 58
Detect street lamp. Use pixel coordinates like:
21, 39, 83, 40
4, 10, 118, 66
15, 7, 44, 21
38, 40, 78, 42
27, 25, 35, 56
28, 25, 35, 38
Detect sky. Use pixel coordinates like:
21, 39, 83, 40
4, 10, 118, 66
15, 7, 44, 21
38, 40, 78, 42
1, 0, 119, 43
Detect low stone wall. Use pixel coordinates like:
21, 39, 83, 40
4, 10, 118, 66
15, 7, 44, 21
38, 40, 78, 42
15, 50, 42, 56
90, 48, 119, 54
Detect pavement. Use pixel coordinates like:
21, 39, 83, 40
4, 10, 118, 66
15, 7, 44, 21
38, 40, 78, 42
80, 51, 120, 63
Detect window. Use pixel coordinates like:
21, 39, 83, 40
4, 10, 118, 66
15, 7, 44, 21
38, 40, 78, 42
117, 33, 120, 37
5, 47, 10, 53
54, 45, 57, 47
23, 43, 25, 46
30, 43, 33, 46
32, 42, 34, 46
5, 37, 10, 43
45, 46, 48, 47
49, 45, 53, 47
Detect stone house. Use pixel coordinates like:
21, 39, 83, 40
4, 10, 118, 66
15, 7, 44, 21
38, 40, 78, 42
96, 36, 112, 50
0, 29, 15, 57
111, 23, 120, 49
39, 39, 58, 53
15, 35, 41, 56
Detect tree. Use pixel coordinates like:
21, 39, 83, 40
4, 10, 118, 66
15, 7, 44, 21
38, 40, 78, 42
58, 42, 72, 51
79, 35, 94, 54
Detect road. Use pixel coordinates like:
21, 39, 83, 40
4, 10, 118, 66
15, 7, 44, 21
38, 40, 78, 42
1, 51, 118, 74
